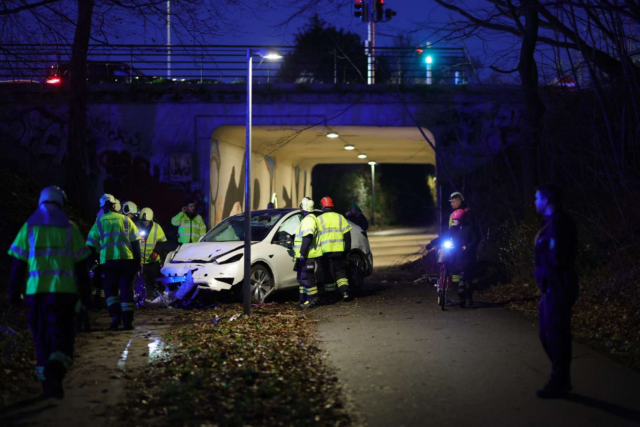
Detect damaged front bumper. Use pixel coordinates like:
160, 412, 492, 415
158, 262, 239, 296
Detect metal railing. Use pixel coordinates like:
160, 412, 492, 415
0, 44, 470, 86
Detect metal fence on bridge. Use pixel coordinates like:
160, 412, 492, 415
0, 44, 471, 87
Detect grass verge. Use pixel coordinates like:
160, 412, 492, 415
118, 302, 352, 426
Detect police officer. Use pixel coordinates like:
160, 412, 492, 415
138, 208, 168, 298
293, 197, 323, 309
8, 186, 91, 398
317, 196, 353, 301
87, 194, 141, 331
534, 184, 579, 398
171, 201, 207, 244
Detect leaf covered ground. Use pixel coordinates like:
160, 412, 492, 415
117, 302, 352, 427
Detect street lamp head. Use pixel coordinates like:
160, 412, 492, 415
255, 49, 283, 60
368, 161, 377, 165
344, 144, 355, 150
358, 153, 367, 159
327, 132, 339, 138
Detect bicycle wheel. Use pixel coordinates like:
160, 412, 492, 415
439, 267, 447, 311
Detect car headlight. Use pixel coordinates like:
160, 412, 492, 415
215, 254, 243, 265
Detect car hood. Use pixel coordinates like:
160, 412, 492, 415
171, 241, 244, 263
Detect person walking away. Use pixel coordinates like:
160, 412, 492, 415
87, 194, 141, 331
533, 184, 579, 398
8, 186, 91, 398
172, 201, 207, 244
345, 203, 369, 234
122, 201, 139, 221
293, 197, 323, 309
317, 197, 353, 301
138, 208, 168, 299
91, 195, 118, 309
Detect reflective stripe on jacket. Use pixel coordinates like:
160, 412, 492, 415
293, 214, 323, 259
171, 212, 207, 243
317, 212, 353, 254
141, 222, 167, 264
8, 206, 90, 295
87, 212, 140, 264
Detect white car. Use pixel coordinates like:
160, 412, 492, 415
159, 209, 373, 303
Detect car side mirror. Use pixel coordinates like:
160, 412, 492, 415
274, 232, 293, 247
284, 233, 293, 249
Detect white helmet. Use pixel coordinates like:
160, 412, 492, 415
99, 193, 116, 208
139, 207, 154, 221
299, 197, 314, 213
114, 199, 122, 212
39, 186, 67, 207
123, 201, 139, 215
449, 192, 464, 202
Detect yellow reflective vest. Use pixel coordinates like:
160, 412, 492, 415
8, 206, 90, 295
293, 214, 323, 259
87, 211, 140, 264
171, 212, 207, 243
317, 212, 353, 254
139, 222, 167, 264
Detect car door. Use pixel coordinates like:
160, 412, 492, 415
269, 213, 302, 290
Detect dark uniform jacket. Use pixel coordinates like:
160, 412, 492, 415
443, 225, 479, 271
534, 210, 579, 300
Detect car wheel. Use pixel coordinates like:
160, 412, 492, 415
249, 264, 274, 304
347, 252, 365, 289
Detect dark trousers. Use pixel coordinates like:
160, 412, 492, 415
26, 294, 78, 381
319, 254, 349, 293
101, 259, 138, 322
296, 259, 319, 303
143, 262, 162, 297
538, 292, 574, 384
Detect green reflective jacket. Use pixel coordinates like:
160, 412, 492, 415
9, 214, 90, 295
87, 212, 140, 264
140, 222, 167, 264
317, 212, 352, 254
293, 214, 323, 259
171, 212, 207, 243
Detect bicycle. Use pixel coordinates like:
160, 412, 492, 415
427, 238, 455, 311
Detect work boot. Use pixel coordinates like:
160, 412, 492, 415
108, 305, 121, 331
43, 360, 65, 399
341, 290, 352, 302
536, 380, 572, 399
122, 312, 135, 331
300, 300, 317, 310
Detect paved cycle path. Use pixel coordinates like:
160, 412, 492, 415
312, 270, 640, 427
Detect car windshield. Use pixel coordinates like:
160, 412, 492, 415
201, 211, 287, 243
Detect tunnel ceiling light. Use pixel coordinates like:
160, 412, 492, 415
344, 144, 355, 150
327, 132, 339, 138
368, 161, 377, 165
358, 153, 367, 159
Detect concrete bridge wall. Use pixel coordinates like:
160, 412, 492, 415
0, 84, 524, 229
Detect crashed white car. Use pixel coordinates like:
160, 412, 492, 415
159, 209, 373, 303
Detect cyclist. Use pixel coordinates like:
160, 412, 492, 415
427, 209, 479, 307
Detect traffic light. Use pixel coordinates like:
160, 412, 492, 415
354, 0, 365, 20
376, 0, 384, 22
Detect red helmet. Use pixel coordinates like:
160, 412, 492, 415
320, 197, 334, 208
451, 209, 466, 222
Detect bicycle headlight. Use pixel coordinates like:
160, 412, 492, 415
444, 240, 454, 249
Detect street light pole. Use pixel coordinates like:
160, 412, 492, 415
243, 48, 253, 316
370, 162, 376, 226
167, 0, 171, 79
